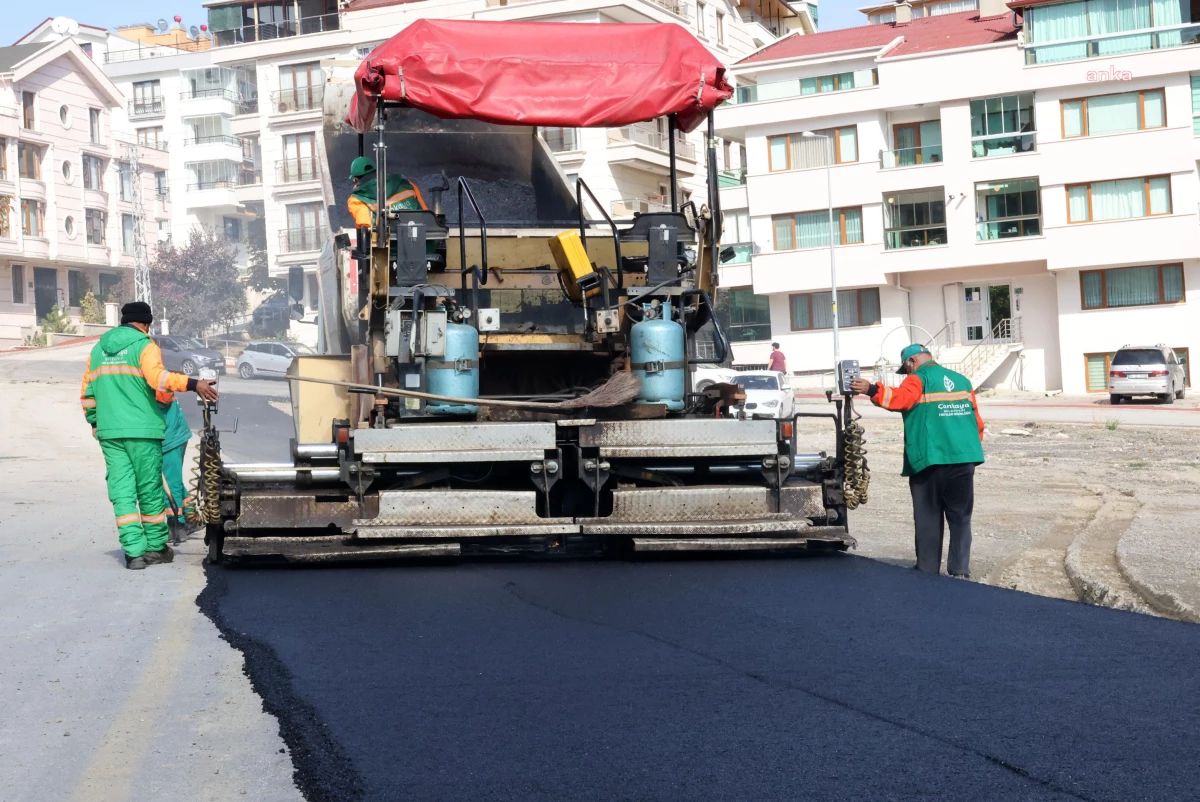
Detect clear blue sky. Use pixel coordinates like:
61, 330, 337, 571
9, 0, 859, 46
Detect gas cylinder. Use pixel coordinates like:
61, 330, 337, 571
631, 300, 685, 411
427, 322, 480, 415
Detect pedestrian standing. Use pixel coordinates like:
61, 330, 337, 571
161, 399, 196, 527
80, 302, 219, 569
849, 344, 985, 577
767, 342, 786, 373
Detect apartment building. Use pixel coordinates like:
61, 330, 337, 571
714, 0, 1200, 394
0, 38, 170, 346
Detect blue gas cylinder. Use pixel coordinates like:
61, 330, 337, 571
631, 301, 685, 411
427, 322, 479, 415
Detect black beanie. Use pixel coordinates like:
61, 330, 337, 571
120, 301, 153, 325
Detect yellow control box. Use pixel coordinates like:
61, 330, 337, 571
548, 230, 601, 303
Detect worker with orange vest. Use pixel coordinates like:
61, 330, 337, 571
346, 156, 427, 227
80, 302, 219, 569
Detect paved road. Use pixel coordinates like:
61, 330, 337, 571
204, 556, 1200, 802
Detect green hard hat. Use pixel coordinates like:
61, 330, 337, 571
349, 157, 376, 179
897, 343, 930, 374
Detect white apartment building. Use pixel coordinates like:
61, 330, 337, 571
715, 0, 1200, 394
0, 37, 171, 346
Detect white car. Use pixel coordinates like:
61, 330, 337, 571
236, 341, 315, 379
729, 371, 795, 419
693, 366, 737, 392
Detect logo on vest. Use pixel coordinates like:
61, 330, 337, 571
943, 375, 956, 392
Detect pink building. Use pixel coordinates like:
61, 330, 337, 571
0, 37, 170, 346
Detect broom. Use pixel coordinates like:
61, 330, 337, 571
285, 371, 641, 412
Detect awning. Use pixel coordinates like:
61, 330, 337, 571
347, 20, 732, 134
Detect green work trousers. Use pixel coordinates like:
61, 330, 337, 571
161, 443, 193, 523
100, 437, 170, 558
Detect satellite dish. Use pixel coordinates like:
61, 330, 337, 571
189, 25, 200, 38
158, 19, 169, 32
67, 19, 80, 35
50, 17, 71, 34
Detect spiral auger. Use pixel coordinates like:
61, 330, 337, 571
189, 407, 223, 526
842, 408, 870, 511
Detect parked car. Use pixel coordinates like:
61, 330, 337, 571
728, 371, 795, 419
236, 341, 316, 379
153, 336, 226, 376
1109, 345, 1187, 405
692, 366, 737, 392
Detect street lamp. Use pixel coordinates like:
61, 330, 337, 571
802, 130, 839, 371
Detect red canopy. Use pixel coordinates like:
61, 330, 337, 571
348, 20, 731, 134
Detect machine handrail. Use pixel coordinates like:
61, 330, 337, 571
575, 176, 623, 290
457, 177, 489, 286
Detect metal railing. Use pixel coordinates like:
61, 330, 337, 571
276, 157, 320, 183
971, 132, 1036, 158
237, 97, 259, 115
880, 144, 943, 168
717, 168, 746, 187
211, 13, 341, 47
270, 85, 324, 114
1025, 22, 1200, 65
183, 134, 241, 148
923, 323, 954, 359
279, 227, 323, 253
104, 39, 210, 63
538, 127, 579, 152
180, 88, 237, 102
976, 216, 1041, 240
128, 100, 165, 119
237, 167, 262, 186
186, 180, 234, 191
607, 124, 697, 160
956, 318, 1023, 382
611, 198, 670, 217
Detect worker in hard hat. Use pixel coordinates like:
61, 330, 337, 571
346, 156, 427, 227
80, 302, 219, 570
161, 399, 196, 528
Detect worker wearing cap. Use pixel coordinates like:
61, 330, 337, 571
346, 156, 427, 228
849, 344, 985, 578
80, 302, 219, 570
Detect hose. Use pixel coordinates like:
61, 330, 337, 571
189, 407, 223, 525
842, 406, 870, 511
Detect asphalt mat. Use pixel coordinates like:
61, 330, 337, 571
200, 553, 1200, 802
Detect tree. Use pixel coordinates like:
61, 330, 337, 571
242, 215, 282, 294
79, 290, 105, 324
151, 227, 248, 335
24, 304, 76, 346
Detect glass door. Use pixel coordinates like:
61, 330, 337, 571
963, 285, 986, 342
893, 123, 920, 166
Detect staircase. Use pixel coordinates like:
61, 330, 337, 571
941, 318, 1024, 387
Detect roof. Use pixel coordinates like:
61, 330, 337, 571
0, 42, 51, 72
343, 0, 427, 9
13, 17, 107, 45
1005, 0, 1063, 8
738, 10, 1019, 64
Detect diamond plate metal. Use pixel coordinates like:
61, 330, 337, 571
237, 494, 378, 530
353, 523, 579, 539
582, 520, 808, 536
779, 484, 825, 519
599, 486, 779, 523
632, 536, 823, 551
354, 423, 556, 463
579, 419, 777, 458
368, 490, 546, 525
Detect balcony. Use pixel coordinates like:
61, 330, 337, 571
183, 134, 240, 147
184, 180, 239, 211
1025, 22, 1200, 65
236, 97, 259, 115
270, 85, 324, 116
237, 167, 262, 186
976, 216, 1041, 241
276, 157, 320, 184
971, 132, 1036, 159
717, 168, 746, 187
611, 198, 669, 218
179, 89, 238, 117
733, 69, 878, 105
539, 127, 580, 153
607, 124, 697, 176
279, 227, 323, 254
880, 145, 943, 169
104, 39, 209, 63
211, 14, 341, 47
128, 100, 165, 120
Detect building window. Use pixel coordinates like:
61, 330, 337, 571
186, 160, 238, 190
970, 93, 1035, 158
136, 126, 164, 149
928, 0, 978, 14
1192, 75, 1200, 134
21, 199, 44, 237
122, 214, 136, 254
1062, 89, 1166, 138
21, 91, 35, 129
1067, 176, 1171, 222
118, 162, 136, 202
155, 170, 168, 198
86, 209, 106, 245
790, 288, 881, 330
1080, 264, 1184, 309
1025, 0, 1195, 65
98, 272, 121, 302
768, 126, 857, 171
81, 43, 92, 58
11, 264, 25, 303
131, 80, 162, 116
773, 208, 863, 250
18, 143, 42, 180
0, 139, 6, 181
68, 270, 85, 307
722, 289, 772, 341
284, 202, 324, 252
975, 178, 1041, 240
723, 210, 753, 263
82, 154, 104, 190
224, 216, 242, 242
277, 62, 324, 112
717, 11, 725, 44
884, 187, 946, 249
697, 2, 706, 35
0, 195, 11, 238
88, 108, 101, 144
885, 121, 943, 168
736, 69, 877, 104
1084, 352, 1112, 392
280, 133, 317, 181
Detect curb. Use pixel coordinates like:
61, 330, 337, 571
0, 334, 101, 357
1062, 496, 1151, 614
1115, 533, 1200, 625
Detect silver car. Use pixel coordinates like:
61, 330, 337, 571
1108, 344, 1186, 405
236, 341, 315, 379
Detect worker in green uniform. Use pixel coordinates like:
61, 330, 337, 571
161, 400, 195, 527
346, 156, 428, 228
80, 302, 219, 570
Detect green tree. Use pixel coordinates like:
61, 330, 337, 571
24, 304, 76, 346
151, 227, 248, 335
242, 215, 281, 293
79, 290, 105, 324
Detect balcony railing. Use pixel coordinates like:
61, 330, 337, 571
237, 167, 263, 186
279, 227, 323, 253
183, 134, 241, 148
717, 168, 746, 187
976, 216, 1042, 241
104, 39, 210, 63
539, 127, 580, 153
611, 198, 670, 217
880, 145, 943, 169
270, 85, 325, 114
971, 132, 1036, 159
237, 97, 259, 115
211, 13, 341, 47
607, 124, 697, 161
276, 157, 320, 183
1025, 22, 1200, 65
187, 180, 234, 191
720, 242, 753, 264
128, 100, 165, 119
180, 88, 237, 102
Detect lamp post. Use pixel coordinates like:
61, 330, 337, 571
802, 130, 839, 370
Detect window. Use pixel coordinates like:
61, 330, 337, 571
721, 290, 772, 341
697, 2, 706, 36
98, 273, 121, 302
1084, 352, 1112, 392
768, 126, 857, 171
21, 91, 35, 128
131, 81, 162, 116
136, 126, 164, 149
884, 187, 946, 249
18, 143, 41, 180
68, 270, 84, 307
1080, 264, 1184, 309
59, 104, 71, 128
0, 138, 6, 180
82, 154, 104, 190
64, 216, 75, 238
186, 160, 238, 190
88, 108, 101, 144
81, 43, 92, 58
928, 0, 978, 14
970, 93, 1035, 158
717, 11, 726, 44
736, 69, 877, 104
86, 209, 107, 245
278, 62, 324, 112
723, 210, 753, 263
1067, 176, 1171, 222
118, 162, 136, 202
224, 216, 242, 242
11, 264, 25, 303
284, 202, 324, 251
155, 170, 168, 198
1025, 0, 1196, 64
885, 121, 943, 168
281, 133, 317, 181
21, 199, 44, 237
122, 214, 136, 254
773, 208, 863, 250
976, 178, 1041, 240
790, 288, 881, 330
1192, 75, 1200, 134
1062, 89, 1166, 137
0, 195, 11, 238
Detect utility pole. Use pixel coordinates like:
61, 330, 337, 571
123, 140, 153, 312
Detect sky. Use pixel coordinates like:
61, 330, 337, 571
6, 0, 860, 46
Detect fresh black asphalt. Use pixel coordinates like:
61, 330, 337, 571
200, 554, 1200, 802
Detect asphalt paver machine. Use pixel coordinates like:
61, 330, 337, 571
202, 20, 868, 563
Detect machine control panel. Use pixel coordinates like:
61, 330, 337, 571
837, 360, 860, 394
478, 308, 501, 332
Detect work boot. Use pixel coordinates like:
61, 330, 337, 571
143, 546, 175, 565
126, 555, 148, 570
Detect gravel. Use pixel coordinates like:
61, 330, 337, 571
408, 174, 542, 225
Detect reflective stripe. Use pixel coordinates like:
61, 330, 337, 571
115, 513, 142, 527
882, 385, 893, 407
140, 512, 168, 524
81, 399, 97, 408
917, 391, 973, 404
89, 366, 143, 379
158, 371, 169, 391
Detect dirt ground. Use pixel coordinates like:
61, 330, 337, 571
796, 414, 1200, 610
